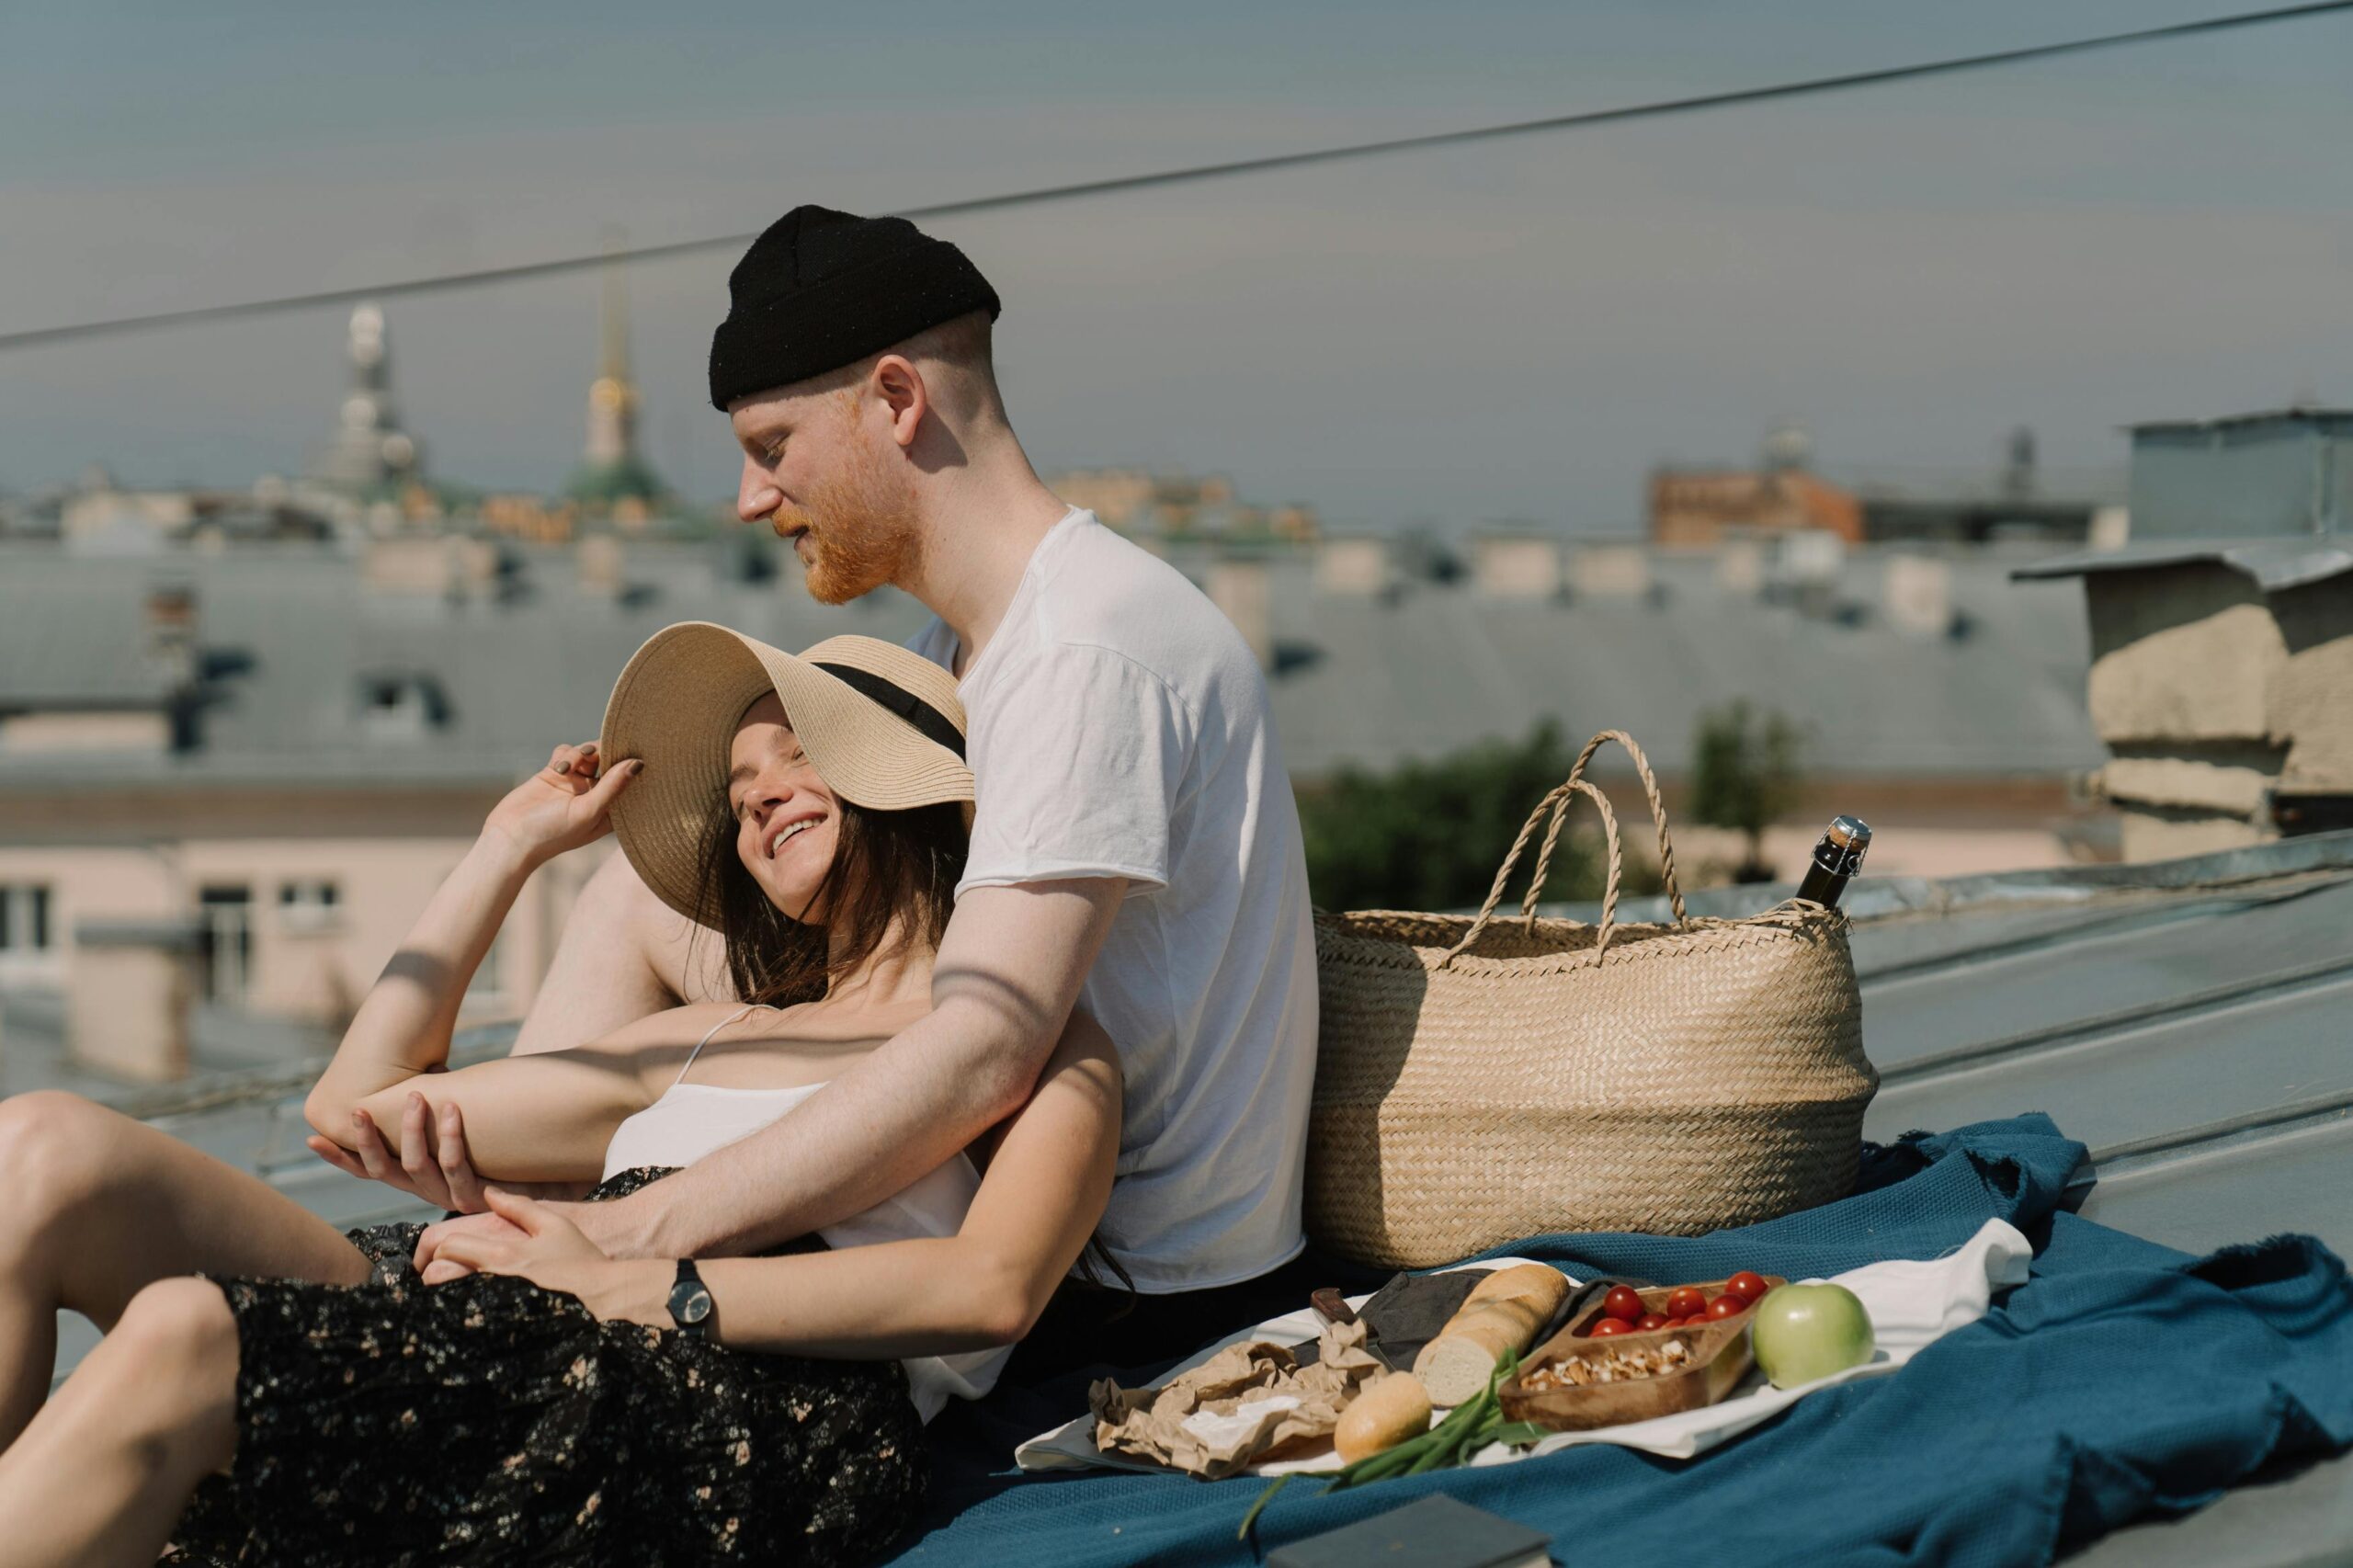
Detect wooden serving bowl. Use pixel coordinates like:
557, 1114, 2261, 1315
1499, 1274, 1787, 1432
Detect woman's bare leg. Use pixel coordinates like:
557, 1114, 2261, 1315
0, 1091, 370, 1447
0, 1278, 240, 1568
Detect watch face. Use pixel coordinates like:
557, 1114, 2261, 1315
669, 1276, 714, 1332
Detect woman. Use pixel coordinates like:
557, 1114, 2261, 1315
0, 627, 1121, 1566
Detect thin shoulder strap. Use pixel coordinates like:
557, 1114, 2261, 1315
671, 1003, 773, 1089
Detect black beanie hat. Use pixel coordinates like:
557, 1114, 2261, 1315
707, 206, 1001, 411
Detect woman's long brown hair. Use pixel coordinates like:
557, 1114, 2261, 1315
690, 794, 964, 1008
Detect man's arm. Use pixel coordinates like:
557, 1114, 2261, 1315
422, 876, 1125, 1267
430, 1009, 1124, 1355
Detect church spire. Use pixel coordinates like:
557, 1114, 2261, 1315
568, 232, 668, 519
584, 236, 641, 471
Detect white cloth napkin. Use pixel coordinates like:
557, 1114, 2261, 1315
1014, 1220, 2031, 1476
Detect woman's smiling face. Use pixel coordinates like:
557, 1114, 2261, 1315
727, 694, 842, 922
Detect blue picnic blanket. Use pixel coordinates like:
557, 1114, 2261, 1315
892, 1114, 2353, 1567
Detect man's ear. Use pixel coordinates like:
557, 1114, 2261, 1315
870, 355, 927, 449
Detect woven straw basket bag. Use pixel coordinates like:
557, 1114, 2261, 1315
1306, 730, 1876, 1268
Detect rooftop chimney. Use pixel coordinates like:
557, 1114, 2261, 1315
1314, 536, 1392, 597
1472, 534, 1563, 600
1881, 554, 1954, 638
1569, 544, 1654, 601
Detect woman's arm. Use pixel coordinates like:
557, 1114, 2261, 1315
303, 742, 639, 1147
334, 1028, 691, 1185
439, 1008, 1124, 1356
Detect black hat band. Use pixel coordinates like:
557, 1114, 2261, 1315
814, 662, 966, 759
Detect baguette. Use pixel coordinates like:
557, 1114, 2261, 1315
1411, 1264, 1570, 1406
1333, 1372, 1434, 1463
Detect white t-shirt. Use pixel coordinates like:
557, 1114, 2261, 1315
907, 508, 1317, 1292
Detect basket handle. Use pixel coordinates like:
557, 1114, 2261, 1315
1437, 729, 1689, 970
1532, 730, 1688, 927
1441, 778, 1622, 964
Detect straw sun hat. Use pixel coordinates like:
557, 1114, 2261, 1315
599, 623, 972, 921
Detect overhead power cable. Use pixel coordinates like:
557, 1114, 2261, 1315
5, 0, 2350, 354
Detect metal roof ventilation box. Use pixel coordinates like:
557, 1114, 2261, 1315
2018, 408, 2353, 593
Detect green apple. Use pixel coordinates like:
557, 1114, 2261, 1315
1748, 1283, 1875, 1389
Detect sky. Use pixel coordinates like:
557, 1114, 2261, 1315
3, 0, 2350, 531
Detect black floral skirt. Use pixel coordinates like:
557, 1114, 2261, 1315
160, 1167, 926, 1568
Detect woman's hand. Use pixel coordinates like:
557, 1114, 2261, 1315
425, 1187, 671, 1327
481, 743, 641, 869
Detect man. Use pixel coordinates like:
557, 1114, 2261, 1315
328, 206, 1328, 1375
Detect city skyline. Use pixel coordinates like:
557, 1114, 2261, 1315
5, 1, 2350, 527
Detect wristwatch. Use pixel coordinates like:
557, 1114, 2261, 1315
665, 1259, 716, 1338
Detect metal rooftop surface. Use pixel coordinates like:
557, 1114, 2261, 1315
20, 831, 2353, 1561
1859, 847, 2353, 1565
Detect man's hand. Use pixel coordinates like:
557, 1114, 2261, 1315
308, 1095, 592, 1214
415, 1192, 637, 1281
422, 1188, 670, 1327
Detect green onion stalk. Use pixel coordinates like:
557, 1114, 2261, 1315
1237, 1352, 1551, 1544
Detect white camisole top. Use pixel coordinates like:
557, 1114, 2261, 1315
598, 1005, 1012, 1424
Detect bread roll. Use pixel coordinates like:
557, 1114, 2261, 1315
1334, 1372, 1433, 1463
1411, 1264, 1570, 1407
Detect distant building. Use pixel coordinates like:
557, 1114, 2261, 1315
1154, 525, 2110, 884
1849, 428, 2124, 547
0, 541, 920, 1083
2016, 407, 2353, 860
1652, 426, 2120, 549
310, 303, 426, 499
3, 465, 2123, 1083
55, 468, 335, 555
1649, 426, 1864, 548
565, 253, 669, 525
1052, 467, 1316, 541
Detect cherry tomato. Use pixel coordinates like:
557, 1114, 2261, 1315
1603, 1286, 1646, 1324
1589, 1318, 1631, 1336
1662, 1315, 1690, 1329
1665, 1287, 1708, 1320
1637, 1313, 1669, 1332
1706, 1295, 1745, 1321
1725, 1271, 1770, 1304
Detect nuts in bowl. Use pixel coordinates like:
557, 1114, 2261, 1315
1519, 1335, 1695, 1391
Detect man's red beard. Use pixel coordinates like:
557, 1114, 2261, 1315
771, 449, 921, 606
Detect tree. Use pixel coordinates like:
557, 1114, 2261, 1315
1688, 699, 1804, 883
1298, 721, 1654, 913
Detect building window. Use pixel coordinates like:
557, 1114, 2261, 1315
278, 879, 341, 933
0, 884, 53, 952
358, 674, 450, 743
198, 884, 253, 1003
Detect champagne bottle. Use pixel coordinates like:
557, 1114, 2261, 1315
1794, 815, 1871, 909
